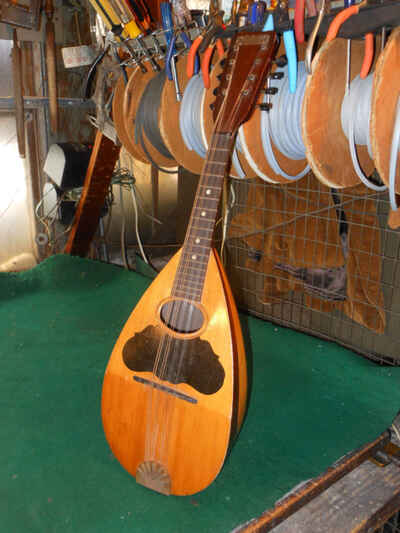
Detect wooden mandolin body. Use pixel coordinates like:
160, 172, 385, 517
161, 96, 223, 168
101, 248, 247, 496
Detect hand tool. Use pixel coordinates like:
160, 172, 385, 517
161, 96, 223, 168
326, 0, 374, 79
263, 2, 297, 93
107, 0, 160, 71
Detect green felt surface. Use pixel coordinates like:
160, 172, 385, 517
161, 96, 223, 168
1, 254, 400, 533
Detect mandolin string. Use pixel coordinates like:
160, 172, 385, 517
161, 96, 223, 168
146, 132, 222, 462
155, 132, 229, 463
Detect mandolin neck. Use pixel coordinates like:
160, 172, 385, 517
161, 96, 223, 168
171, 132, 233, 302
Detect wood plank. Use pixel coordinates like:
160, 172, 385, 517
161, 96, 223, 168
270, 460, 400, 533
64, 131, 120, 256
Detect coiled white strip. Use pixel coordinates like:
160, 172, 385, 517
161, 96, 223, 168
389, 95, 400, 211
260, 61, 310, 181
341, 74, 387, 192
179, 74, 206, 158
179, 72, 245, 178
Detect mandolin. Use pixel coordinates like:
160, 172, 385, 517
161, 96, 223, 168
102, 31, 277, 496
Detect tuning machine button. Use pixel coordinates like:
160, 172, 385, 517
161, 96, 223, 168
264, 87, 279, 95
274, 55, 287, 67
271, 71, 284, 80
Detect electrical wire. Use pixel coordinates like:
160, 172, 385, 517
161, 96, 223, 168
129, 183, 149, 264
260, 61, 310, 181
341, 74, 387, 192
389, 95, 400, 211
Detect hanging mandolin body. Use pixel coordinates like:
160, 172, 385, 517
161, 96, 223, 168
101, 248, 247, 496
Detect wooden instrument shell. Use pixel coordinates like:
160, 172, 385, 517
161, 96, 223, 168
371, 27, 400, 193
302, 39, 377, 188
113, 67, 148, 163
240, 42, 309, 184
101, 248, 247, 496
121, 62, 177, 168
159, 54, 205, 175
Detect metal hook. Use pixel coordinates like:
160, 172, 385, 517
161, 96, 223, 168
305, 0, 326, 75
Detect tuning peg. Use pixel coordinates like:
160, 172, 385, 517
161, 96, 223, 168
219, 59, 226, 67
274, 55, 287, 67
217, 73, 223, 80
264, 87, 279, 95
271, 71, 284, 80
213, 88, 219, 96
259, 103, 272, 112
210, 103, 215, 110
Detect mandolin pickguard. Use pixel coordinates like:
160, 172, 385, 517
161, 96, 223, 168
122, 325, 225, 395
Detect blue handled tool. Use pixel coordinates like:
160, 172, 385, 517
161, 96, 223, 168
263, 9, 297, 93
166, 29, 199, 81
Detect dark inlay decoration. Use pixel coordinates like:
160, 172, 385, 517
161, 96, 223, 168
133, 376, 197, 404
122, 325, 225, 395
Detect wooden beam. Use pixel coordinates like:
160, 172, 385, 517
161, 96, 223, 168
64, 131, 120, 257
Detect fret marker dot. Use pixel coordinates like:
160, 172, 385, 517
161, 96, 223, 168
206, 189, 211, 195
192, 254, 197, 260
201, 211, 206, 217
195, 238, 200, 244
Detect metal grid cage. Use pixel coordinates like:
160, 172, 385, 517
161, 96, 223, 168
377, 508, 400, 532
226, 173, 400, 366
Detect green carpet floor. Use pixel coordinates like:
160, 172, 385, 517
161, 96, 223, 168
1, 254, 400, 533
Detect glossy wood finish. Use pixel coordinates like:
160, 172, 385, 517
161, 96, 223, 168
102, 33, 276, 495
302, 39, 375, 188
160, 54, 205, 175
64, 131, 120, 256
102, 247, 247, 495
371, 27, 400, 192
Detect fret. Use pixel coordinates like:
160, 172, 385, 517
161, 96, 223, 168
178, 262, 207, 274
174, 282, 202, 294
197, 195, 219, 202
173, 289, 201, 302
199, 185, 220, 190
174, 131, 231, 293
184, 242, 210, 251
206, 160, 226, 165
179, 254, 209, 267
187, 224, 213, 233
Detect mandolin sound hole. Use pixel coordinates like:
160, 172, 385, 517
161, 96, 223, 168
160, 299, 204, 334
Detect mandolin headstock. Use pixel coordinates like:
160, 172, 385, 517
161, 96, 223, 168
212, 31, 277, 134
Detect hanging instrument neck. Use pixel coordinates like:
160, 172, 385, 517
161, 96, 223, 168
172, 132, 233, 302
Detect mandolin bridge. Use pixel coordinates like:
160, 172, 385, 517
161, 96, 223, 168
133, 375, 197, 404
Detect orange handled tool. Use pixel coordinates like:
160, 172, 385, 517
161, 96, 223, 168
326, 0, 373, 79
201, 38, 224, 89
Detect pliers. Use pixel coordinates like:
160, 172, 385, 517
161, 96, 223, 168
186, 23, 225, 88
294, 0, 317, 44
166, 28, 199, 81
325, 0, 374, 79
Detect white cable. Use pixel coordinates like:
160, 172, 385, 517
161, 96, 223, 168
260, 61, 310, 181
341, 75, 387, 192
389, 95, 400, 211
180, 72, 245, 178
119, 185, 130, 270
129, 183, 149, 264
179, 74, 207, 158
238, 125, 279, 183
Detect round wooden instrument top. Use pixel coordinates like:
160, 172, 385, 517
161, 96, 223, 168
113, 67, 148, 163
123, 61, 177, 169
160, 54, 205, 175
302, 38, 375, 188
371, 27, 400, 192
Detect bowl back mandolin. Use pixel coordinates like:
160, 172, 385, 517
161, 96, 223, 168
102, 31, 277, 496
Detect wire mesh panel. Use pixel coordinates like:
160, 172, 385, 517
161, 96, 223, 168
226, 173, 400, 365
376, 509, 400, 532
